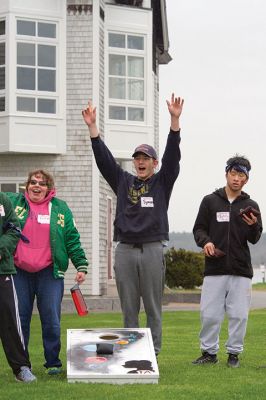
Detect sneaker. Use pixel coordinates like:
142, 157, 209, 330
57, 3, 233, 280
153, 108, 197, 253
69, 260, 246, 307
227, 353, 240, 368
192, 351, 218, 365
16, 366, 37, 383
46, 367, 62, 375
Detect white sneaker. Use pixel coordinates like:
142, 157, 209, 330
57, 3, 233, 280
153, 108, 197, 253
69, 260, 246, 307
15, 366, 37, 383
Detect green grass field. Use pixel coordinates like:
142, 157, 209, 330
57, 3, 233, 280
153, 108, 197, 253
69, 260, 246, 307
252, 283, 266, 291
1, 310, 266, 400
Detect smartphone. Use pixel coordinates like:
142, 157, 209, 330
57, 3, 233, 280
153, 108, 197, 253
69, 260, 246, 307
239, 206, 260, 218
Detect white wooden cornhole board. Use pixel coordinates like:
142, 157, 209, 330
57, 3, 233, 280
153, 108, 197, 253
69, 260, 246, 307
67, 328, 159, 384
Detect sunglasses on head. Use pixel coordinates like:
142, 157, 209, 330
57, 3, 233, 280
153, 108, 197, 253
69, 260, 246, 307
29, 180, 48, 187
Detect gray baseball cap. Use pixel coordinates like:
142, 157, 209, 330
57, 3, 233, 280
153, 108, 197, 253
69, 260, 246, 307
132, 144, 157, 160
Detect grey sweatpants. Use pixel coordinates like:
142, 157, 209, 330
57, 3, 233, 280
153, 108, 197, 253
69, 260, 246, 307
114, 242, 165, 355
199, 275, 252, 355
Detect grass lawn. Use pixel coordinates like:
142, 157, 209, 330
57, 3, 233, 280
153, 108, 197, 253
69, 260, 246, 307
252, 283, 266, 291
1, 310, 266, 400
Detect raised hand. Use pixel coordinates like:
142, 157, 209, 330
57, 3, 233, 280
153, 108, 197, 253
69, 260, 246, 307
82, 102, 97, 127
166, 93, 184, 119
82, 101, 99, 137
166, 93, 184, 131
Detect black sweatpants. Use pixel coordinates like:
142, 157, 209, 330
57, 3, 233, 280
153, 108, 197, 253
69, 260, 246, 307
0, 274, 31, 375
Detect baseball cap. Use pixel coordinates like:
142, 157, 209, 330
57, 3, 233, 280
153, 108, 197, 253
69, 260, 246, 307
132, 144, 157, 160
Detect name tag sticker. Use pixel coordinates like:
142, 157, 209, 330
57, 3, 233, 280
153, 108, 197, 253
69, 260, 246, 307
37, 214, 50, 224
141, 197, 154, 208
0, 204, 5, 216
216, 212, 230, 222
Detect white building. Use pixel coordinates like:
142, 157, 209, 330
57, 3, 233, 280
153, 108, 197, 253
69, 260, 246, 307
0, 0, 171, 295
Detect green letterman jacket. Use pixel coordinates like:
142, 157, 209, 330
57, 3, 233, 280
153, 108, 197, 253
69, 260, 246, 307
0, 192, 20, 275
7, 192, 88, 279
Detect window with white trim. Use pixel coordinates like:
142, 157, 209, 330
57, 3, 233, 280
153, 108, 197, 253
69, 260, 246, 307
108, 32, 145, 122
0, 19, 5, 112
16, 19, 57, 114
0, 179, 25, 193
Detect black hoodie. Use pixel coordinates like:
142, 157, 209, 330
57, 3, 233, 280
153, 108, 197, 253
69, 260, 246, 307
193, 187, 262, 278
91, 130, 181, 243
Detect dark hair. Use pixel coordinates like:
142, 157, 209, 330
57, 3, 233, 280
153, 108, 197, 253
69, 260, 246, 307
26, 169, 55, 191
225, 154, 251, 172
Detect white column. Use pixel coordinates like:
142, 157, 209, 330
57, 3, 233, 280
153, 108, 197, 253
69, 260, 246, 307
91, 0, 100, 295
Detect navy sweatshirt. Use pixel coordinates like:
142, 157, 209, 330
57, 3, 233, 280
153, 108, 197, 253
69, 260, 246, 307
91, 130, 181, 243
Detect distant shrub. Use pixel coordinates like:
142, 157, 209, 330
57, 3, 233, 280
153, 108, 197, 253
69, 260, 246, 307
165, 247, 204, 289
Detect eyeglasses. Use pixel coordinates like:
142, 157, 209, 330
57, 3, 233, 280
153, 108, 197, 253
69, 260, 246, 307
29, 180, 48, 187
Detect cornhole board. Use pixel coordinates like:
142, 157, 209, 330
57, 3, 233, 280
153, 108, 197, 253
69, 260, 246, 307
67, 328, 159, 384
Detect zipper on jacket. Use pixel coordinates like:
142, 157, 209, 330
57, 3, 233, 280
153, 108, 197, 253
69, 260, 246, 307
226, 202, 232, 269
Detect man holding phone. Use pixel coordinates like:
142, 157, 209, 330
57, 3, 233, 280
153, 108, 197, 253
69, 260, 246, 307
192, 155, 262, 368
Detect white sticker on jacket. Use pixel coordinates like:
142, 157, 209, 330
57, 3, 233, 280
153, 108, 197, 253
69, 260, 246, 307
216, 212, 230, 222
0, 204, 5, 216
141, 197, 154, 207
37, 214, 50, 224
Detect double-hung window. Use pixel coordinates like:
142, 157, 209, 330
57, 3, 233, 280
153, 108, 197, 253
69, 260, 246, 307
16, 19, 57, 115
108, 32, 145, 122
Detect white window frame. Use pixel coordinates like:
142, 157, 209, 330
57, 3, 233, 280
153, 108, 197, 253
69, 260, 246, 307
107, 31, 146, 124
15, 18, 58, 116
104, 4, 154, 160
0, 177, 26, 193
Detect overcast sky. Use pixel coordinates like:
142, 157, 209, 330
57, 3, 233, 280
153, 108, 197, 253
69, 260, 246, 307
159, 0, 266, 232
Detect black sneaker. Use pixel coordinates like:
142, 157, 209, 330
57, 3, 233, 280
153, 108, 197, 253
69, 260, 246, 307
192, 352, 218, 365
227, 353, 240, 368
